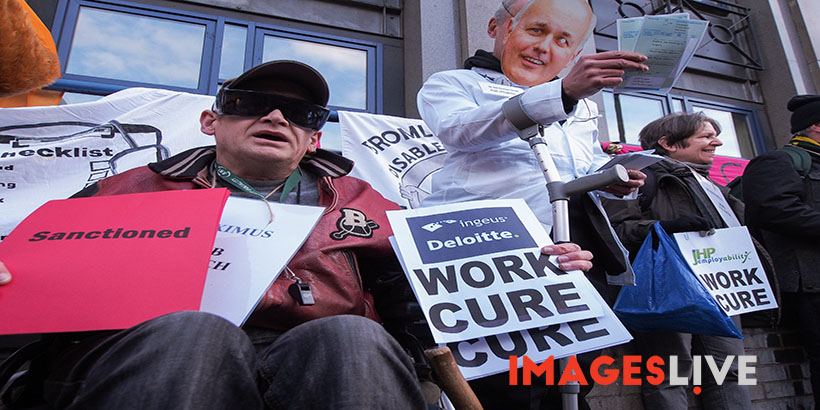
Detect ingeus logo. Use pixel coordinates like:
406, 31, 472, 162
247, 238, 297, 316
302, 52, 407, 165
408, 207, 535, 264
421, 220, 457, 232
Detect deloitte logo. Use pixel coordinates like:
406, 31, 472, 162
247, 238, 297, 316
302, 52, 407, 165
426, 230, 519, 251
408, 207, 535, 264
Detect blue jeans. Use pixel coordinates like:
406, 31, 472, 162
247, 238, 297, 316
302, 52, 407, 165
634, 316, 751, 410
37, 312, 424, 410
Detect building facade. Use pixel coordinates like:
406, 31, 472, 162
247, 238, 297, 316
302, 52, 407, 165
11, 0, 820, 408
26, 0, 820, 160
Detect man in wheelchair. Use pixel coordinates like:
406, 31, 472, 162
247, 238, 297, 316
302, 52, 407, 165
0, 60, 592, 410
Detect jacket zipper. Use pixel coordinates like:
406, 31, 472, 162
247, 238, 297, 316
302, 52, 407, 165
343, 249, 364, 291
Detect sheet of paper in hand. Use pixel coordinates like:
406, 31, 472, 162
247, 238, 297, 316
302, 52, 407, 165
674, 226, 777, 316
0, 189, 229, 335
616, 14, 708, 94
199, 196, 324, 326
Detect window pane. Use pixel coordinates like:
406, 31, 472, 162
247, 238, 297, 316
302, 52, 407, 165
617, 95, 664, 145
672, 99, 684, 113
602, 91, 620, 143
318, 121, 342, 152
65, 7, 206, 88
60, 92, 103, 105
219, 24, 247, 80
693, 106, 754, 158
262, 35, 367, 110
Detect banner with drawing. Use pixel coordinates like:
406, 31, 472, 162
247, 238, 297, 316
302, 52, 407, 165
0, 88, 213, 240
339, 111, 445, 209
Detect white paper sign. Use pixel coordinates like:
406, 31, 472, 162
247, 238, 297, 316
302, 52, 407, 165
674, 226, 777, 316
616, 14, 708, 94
339, 111, 446, 209
199, 196, 324, 325
388, 199, 632, 380
387, 199, 605, 343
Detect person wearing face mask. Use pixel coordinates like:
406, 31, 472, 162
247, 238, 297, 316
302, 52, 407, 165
417, 0, 649, 408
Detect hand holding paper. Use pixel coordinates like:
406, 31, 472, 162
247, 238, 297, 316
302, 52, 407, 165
562, 50, 649, 101
615, 14, 708, 93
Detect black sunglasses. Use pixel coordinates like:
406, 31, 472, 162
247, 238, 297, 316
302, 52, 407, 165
215, 88, 330, 130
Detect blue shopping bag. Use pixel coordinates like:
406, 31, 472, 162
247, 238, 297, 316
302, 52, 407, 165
613, 222, 742, 338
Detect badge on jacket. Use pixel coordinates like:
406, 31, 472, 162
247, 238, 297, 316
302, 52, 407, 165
330, 208, 379, 240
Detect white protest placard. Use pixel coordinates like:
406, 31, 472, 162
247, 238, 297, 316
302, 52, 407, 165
199, 196, 324, 326
388, 199, 632, 380
0, 88, 213, 240
339, 111, 445, 209
387, 199, 605, 344
395, 233, 632, 380
674, 226, 777, 316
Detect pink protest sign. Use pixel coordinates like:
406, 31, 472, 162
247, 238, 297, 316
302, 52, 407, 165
0, 188, 229, 335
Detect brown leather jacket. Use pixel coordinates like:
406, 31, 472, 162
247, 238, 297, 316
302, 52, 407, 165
72, 146, 409, 330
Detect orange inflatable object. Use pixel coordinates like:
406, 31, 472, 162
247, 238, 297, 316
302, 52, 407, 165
0, 0, 63, 107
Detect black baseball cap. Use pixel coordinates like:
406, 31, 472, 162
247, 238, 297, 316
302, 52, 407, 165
220, 60, 329, 107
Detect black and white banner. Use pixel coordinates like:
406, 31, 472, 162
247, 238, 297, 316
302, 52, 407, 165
0, 88, 213, 239
340, 111, 445, 209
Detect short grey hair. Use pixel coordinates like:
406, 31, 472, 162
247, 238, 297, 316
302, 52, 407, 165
494, 0, 519, 23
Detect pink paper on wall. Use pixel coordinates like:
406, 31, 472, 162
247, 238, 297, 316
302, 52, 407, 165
0, 188, 230, 335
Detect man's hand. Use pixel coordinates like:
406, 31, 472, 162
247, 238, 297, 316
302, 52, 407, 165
562, 51, 649, 101
601, 168, 646, 197
0, 261, 10, 286
541, 242, 593, 272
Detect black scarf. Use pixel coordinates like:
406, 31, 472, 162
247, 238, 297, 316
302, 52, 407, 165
463, 50, 502, 72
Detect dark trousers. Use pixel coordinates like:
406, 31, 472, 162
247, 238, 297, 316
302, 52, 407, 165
17, 312, 424, 410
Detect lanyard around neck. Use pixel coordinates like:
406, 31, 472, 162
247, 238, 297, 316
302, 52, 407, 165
215, 162, 302, 203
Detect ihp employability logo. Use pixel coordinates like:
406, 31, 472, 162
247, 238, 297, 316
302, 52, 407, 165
689, 247, 752, 266
407, 207, 535, 264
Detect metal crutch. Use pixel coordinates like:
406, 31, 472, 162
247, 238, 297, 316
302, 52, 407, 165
502, 96, 629, 410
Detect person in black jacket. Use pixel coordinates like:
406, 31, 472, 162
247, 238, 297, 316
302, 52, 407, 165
743, 94, 820, 407
605, 112, 752, 410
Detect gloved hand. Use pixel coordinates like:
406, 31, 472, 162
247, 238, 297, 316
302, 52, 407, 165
659, 215, 714, 234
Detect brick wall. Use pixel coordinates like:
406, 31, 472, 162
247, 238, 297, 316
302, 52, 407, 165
586, 326, 814, 410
